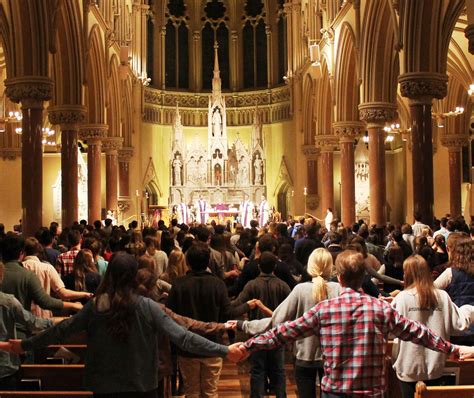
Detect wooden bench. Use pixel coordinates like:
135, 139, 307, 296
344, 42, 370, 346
19, 365, 84, 391
415, 381, 474, 397
35, 345, 87, 364
0, 392, 92, 397
445, 359, 474, 385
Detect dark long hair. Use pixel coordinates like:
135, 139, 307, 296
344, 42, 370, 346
94, 252, 139, 341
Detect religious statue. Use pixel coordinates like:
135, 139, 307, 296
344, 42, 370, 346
187, 157, 198, 185
198, 157, 207, 185
254, 153, 264, 185
172, 155, 182, 186
212, 109, 222, 137
237, 157, 248, 185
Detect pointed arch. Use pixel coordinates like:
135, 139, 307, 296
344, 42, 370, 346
314, 59, 333, 137
0, 3, 13, 79
85, 25, 106, 123
335, 22, 359, 122
107, 54, 122, 137
302, 73, 315, 145
121, 75, 133, 147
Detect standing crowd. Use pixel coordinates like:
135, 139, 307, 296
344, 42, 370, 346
0, 211, 472, 398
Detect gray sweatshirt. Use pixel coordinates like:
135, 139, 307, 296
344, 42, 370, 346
240, 281, 341, 367
391, 288, 474, 382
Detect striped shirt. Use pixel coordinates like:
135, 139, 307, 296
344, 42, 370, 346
243, 288, 455, 397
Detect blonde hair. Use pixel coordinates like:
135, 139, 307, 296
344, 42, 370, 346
307, 248, 333, 303
163, 249, 188, 283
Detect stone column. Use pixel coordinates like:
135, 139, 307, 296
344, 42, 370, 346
48, 105, 87, 227
334, 122, 364, 227
79, 124, 108, 223
118, 146, 134, 212
315, 135, 339, 217
441, 135, 469, 218
399, 73, 448, 226
359, 103, 397, 227
302, 144, 320, 213
102, 137, 123, 214
5, 76, 53, 237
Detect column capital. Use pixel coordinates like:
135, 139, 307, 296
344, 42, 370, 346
118, 146, 134, 161
79, 124, 108, 143
301, 144, 320, 160
48, 105, 87, 129
464, 24, 474, 54
399, 72, 448, 101
333, 121, 365, 142
102, 137, 124, 154
314, 135, 339, 152
4, 76, 53, 105
358, 102, 397, 128
440, 134, 470, 151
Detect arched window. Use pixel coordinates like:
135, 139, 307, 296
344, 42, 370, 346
201, 0, 230, 90
165, 0, 189, 89
277, 0, 287, 84
242, 0, 267, 89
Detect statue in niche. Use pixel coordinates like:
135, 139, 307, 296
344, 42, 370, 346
198, 157, 207, 185
212, 109, 222, 137
172, 154, 183, 186
214, 163, 222, 186
237, 157, 248, 186
228, 147, 238, 184
187, 157, 198, 184
253, 153, 264, 185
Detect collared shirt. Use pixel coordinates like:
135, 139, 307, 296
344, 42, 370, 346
412, 221, 431, 237
243, 288, 455, 397
56, 249, 79, 277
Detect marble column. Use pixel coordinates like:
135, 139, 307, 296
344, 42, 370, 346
334, 122, 364, 227
315, 136, 339, 217
359, 103, 397, 227
441, 135, 469, 218
399, 73, 448, 226
102, 137, 123, 214
118, 147, 134, 213
5, 76, 53, 237
48, 105, 87, 227
79, 124, 108, 223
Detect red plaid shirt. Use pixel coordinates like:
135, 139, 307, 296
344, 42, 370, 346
56, 249, 79, 277
244, 288, 455, 397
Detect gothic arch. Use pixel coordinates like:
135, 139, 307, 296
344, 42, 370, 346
121, 75, 133, 147
107, 54, 122, 137
360, 0, 397, 103
444, 76, 471, 135
0, 3, 13, 79
302, 73, 315, 145
314, 58, 333, 136
85, 25, 106, 123
335, 22, 359, 122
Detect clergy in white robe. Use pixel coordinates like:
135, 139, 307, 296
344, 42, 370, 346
177, 202, 190, 224
239, 195, 253, 228
258, 195, 270, 227
195, 195, 209, 225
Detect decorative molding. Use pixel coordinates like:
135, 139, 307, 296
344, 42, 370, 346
398, 72, 448, 100
441, 134, 470, 150
4, 76, 53, 104
118, 146, 134, 162
314, 135, 340, 152
48, 105, 87, 129
333, 121, 365, 142
465, 24, 474, 54
79, 124, 108, 142
307, 193, 319, 210
301, 144, 320, 159
102, 137, 123, 153
0, 148, 21, 160
143, 86, 291, 126
118, 199, 131, 213
358, 102, 397, 128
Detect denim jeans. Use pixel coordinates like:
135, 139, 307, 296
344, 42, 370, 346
294, 364, 323, 398
250, 346, 286, 398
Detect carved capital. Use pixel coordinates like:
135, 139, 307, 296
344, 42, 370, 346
0, 148, 21, 160
441, 134, 470, 151
102, 137, 123, 154
399, 72, 448, 100
4, 76, 53, 105
301, 144, 320, 160
333, 121, 364, 142
118, 200, 131, 213
314, 135, 339, 152
48, 105, 87, 129
79, 124, 108, 143
358, 102, 397, 128
306, 194, 319, 211
465, 24, 474, 55
118, 146, 134, 162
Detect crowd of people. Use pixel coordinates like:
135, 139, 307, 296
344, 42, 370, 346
0, 210, 472, 398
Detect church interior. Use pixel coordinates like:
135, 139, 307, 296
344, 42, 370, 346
0, 0, 471, 235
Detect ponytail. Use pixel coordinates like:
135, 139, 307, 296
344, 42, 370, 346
307, 248, 334, 304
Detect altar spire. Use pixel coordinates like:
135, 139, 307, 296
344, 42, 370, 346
212, 41, 222, 101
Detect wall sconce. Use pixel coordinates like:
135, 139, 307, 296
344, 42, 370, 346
468, 84, 474, 96
309, 41, 321, 67
432, 106, 464, 128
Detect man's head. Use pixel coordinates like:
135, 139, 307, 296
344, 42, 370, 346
195, 226, 211, 243
68, 229, 82, 248
257, 234, 278, 255
261, 194, 266, 201
414, 211, 422, 222
244, 194, 249, 201
185, 242, 210, 271
104, 219, 113, 227
1, 234, 25, 262
335, 250, 366, 290
93, 220, 102, 230
130, 220, 138, 230
259, 252, 278, 274
24, 237, 42, 257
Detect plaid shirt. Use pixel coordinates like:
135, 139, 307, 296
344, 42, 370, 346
244, 288, 455, 397
55, 249, 79, 277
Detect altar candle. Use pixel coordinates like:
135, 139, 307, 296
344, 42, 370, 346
304, 187, 307, 196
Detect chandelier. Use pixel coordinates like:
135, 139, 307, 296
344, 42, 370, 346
14, 126, 57, 146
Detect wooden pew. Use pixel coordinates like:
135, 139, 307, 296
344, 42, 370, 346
20, 364, 85, 391
35, 345, 87, 364
445, 358, 474, 385
415, 381, 474, 398
0, 392, 92, 397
